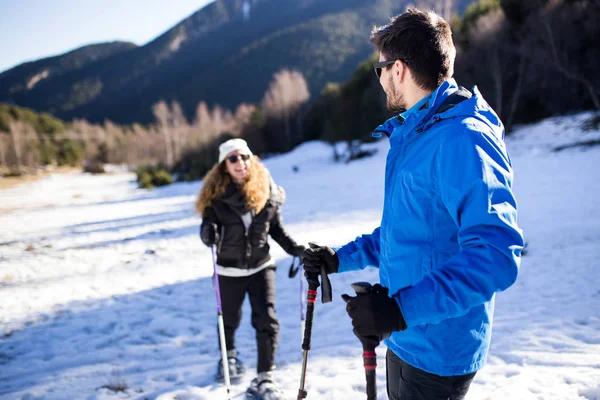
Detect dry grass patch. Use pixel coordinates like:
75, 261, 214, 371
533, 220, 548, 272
0, 166, 81, 190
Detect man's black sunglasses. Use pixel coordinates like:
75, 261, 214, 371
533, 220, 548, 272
227, 154, 251, 163
373, 59, 400, 78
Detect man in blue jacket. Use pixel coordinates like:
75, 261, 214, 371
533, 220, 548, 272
303, 8, 524, 400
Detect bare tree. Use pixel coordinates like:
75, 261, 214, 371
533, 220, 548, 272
102, 120, 124, 164
71, 118, 98, 161
505, 45, 527, 132
233, 103, 256, 132
9, 120, 25, 172
170, 100, 188, 162
469, 10, 505, 116
212, 105, 234, 136
537, 4, 600, 110
261, 69, 310, 150
0, 135, 8, 168
194, 101, 214, 143
24, 128, 40, 169
152, 100, 174, 167
131, 123, 151, 163
416, 0, 454, 20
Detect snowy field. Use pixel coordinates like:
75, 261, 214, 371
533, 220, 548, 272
1, 112, 599, 400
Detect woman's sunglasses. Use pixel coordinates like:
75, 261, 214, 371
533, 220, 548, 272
226, 154, 251, 164
373, 59, 401, 78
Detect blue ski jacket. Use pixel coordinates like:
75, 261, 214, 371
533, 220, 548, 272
336, 78, 524, 376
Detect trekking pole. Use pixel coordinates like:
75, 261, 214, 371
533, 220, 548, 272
297, 272, 319, 400
287, 257, 305, 346
297, 243, 333, 399
351, 282, 380, 400
299, 265, 306, 346
211, 245, 231, 400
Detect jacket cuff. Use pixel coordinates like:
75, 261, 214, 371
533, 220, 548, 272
334, 245, 357, 273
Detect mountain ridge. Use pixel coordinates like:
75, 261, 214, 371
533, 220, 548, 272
0, 0, 475, 124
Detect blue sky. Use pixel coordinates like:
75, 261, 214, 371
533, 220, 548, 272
0, 0, 214, 73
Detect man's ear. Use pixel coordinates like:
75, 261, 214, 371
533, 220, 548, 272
396, 60, 407, 83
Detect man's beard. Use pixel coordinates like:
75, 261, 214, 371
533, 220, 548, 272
386, 76, 407, 113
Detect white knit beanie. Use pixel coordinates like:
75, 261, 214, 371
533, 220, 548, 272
218, 138, 253, 164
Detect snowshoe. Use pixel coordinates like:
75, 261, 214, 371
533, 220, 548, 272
245, 373, 282, 400
216, 355, 245, 384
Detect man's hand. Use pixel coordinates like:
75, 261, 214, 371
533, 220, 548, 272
200, 223, 219, 247
341, 284, 407, 338
302, 243, 339, 276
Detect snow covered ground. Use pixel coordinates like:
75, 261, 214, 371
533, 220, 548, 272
1, 112, 599, 400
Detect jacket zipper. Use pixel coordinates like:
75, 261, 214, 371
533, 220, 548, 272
244, 224, 250, 269
234, 211, 252, 269
217, 225, 225, 254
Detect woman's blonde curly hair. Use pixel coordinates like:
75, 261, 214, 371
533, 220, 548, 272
195, 155, 271, 215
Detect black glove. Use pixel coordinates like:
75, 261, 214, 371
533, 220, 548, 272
302, 244, 339, 276
341, 284, 407, 339
292, 244, 306, 258
200, 223, 219, 247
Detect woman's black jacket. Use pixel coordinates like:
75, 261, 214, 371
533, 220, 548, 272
200, 184, 301, 270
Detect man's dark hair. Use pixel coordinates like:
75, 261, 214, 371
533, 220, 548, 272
370, 8, 456, 91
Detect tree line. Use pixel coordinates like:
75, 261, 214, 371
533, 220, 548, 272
306, 0, 600, 151
1, 0, 598, 181
0, 69, 309, 180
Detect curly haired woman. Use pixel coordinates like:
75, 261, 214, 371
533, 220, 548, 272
196, 138, 304, 399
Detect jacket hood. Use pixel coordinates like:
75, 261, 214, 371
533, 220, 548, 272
269, 178, 286, 206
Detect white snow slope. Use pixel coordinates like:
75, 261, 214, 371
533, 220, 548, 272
1, 112, 599, 400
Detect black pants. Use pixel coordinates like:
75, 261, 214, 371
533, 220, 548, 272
218, 267, 279, 373
386, 349, 476, 400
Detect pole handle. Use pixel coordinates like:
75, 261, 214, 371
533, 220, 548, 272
307, 242, 333, 303
351, 281, 372, 295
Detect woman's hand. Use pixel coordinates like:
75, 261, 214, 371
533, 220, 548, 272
200, 223, 219, 247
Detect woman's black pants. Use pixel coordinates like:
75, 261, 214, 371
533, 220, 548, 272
218, 267, 278, 373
